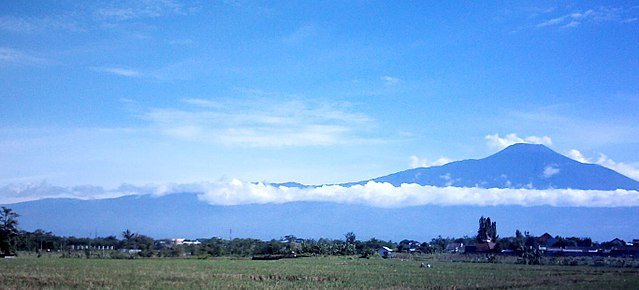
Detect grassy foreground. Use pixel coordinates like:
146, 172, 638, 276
1, 256, 639, 289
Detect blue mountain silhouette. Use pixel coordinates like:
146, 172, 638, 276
369, 143, 639, 190
3, 143, 638, 240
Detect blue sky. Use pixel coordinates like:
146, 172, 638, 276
1, 1, 638, 193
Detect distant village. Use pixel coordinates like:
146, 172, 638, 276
433, 234, 639, 257
62, 234, 639, 259
378, 217, 639, 260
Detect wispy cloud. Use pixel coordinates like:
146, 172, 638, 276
409, 156, 452, 169
508, 108, 639, 148
283, 24, 318, 45
169, 38, 194, 46
543, 165, 560, 178
537, 6, 637, 29
143, 97, 376, 147
0, 1, 196, 34
94, 0, 191, 21
0, 15, 84, 33
92, 58, 208, 80
92, 66, 142, 77
381, 76, 401, 86
3, 179, 639, 208
221, 0, 274, 16
0, 47, 52, 66
0, 16, 37, 33
485, 133, 552, 150
567, 149, 639, 181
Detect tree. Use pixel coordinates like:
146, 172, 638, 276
515, 230, 541, 265
345, 232, 356, 244
122, 229, 136, 241
0, 207, 20, 255
476, 216, 497, 243
430, 235, 452, 252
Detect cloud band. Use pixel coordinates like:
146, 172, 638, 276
3, 180, 639, 208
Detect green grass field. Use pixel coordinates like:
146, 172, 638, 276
1, 256, 639, 289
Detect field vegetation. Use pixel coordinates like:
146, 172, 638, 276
3, 208, 639, 288
2, 255, 639, 289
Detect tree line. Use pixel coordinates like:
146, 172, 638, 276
0, 207, 609, 259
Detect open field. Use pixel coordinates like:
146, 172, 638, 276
1, 256, 639, 289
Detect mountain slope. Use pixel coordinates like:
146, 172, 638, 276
5, 193, 638, 242
370, 143, 639, 190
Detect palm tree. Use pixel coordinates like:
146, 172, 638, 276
0, 207, 20, 255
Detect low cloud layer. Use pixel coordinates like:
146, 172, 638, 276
0, 182, 160, 204
2, 180, 638, 208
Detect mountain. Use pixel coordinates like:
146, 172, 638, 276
3, 142, 639, 241
6, 193, 639, 242
368, 143, 639, 190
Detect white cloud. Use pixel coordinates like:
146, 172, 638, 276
537, 6, 636, 28
0, 15, 83, 33
196, 180, 639, 207
409, 156, 452, 168
0, 16, 37, 33
543, 165, 560, 178
283, 25, 318, 45
0, 2, 195, 35
596, 154, 639, 181
93, 67, 142, 77
142, 98, 376, 147
169, 39, 194, 46
183, 98, 223, 108
3, 180, 639, 208
381, 76, 400, 86
95, 0, 189, 21
567, 149, 590, 163
485, 133, 552, 150
566, 149, 639, 181
0, 181, 145, 204
0, 47, 51, 66
92, 58, 209, 81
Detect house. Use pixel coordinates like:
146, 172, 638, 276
171, 238, 201, 246
182, 239, 202, 246
119, 249, 142, 254
378, 246, 393, 258
537, 233, 556, 247
633, 239, 639, 247
465, 242, 497, 253
445, 242, 464, 253
608, 238, 626, 248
